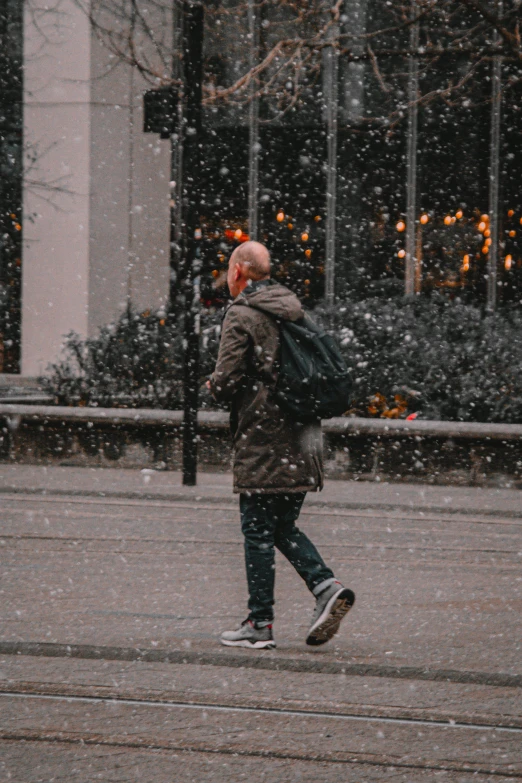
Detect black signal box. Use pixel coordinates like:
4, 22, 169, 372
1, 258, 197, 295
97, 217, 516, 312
143, 86, 179, 138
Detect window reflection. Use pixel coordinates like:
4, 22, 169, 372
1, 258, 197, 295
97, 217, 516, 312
187, 0, 521, 308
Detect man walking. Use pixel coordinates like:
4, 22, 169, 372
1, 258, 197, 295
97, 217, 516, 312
209, 241, 355, 649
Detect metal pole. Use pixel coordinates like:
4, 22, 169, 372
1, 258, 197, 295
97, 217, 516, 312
247, 0, 259, 240
324, 8, 339, 306
405, 1, 419, 296
487, 1, 503, 312
182, 1, 203, 486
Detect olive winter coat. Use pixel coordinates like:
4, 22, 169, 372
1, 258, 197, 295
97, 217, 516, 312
209, 280, 324, 494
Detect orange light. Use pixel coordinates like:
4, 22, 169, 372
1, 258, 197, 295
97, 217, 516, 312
276, 211, 285, 222
520, 217, 522, 225
485, 237, 492, 246
444, 215, 452, 226
314, 215, 321, 222
462, 254, 470, 272
225, 229, 250, 243
212, 269, 219, 278
301, 232, 309, 242
505, 255, 513, 270
508, 209, 514, 217
304, 249, 312, 258
478, 221, 487, 232
397, 249, 406, 258
14, 223, 21, 231
304, 278, 310, 285
420, 214, 429, 225
396, 220, 406, 232
456, 210, 463, 219
481, 214, 489, 222
482, 245, 489, 254
509, 230, 516, 238
287, 223, 293, 230
484, 228, 491, 237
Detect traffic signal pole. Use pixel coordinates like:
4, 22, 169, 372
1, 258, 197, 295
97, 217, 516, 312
142, 3, 203, 485
181, 1, 203, 486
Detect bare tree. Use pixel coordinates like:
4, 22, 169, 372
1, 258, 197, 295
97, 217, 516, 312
76, 0, 521, 123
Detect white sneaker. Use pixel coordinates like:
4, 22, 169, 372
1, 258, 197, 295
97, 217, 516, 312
221, 619, 276, 649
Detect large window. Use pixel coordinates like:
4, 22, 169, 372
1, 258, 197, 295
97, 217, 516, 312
500, 68, 522, 303
411, 58, 490, 300
188, 0, 522, 310
197, 0, 328, 306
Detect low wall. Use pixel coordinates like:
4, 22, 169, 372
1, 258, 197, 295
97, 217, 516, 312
1, 404, 521, 487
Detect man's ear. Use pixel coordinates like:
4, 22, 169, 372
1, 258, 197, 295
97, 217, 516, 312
233, 263, 242, 282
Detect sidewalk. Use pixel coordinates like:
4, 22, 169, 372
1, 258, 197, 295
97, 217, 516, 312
1, 463, 521, 516
2, 462, 521, 780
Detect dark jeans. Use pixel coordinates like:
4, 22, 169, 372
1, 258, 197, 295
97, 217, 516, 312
240, 492, 334, 624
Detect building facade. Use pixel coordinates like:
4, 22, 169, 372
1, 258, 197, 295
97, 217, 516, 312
0, 0, 521, 376
7, 0, 171, 376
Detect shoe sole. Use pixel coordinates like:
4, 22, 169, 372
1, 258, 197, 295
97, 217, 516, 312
306, 588, 355, 647
220, 639, 276, 650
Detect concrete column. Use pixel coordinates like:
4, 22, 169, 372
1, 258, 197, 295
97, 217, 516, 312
21, 0, 171, 376
89, 44, 171, 326
87, 32, 133, 333
125, 91, 170, 315
22, 0, 92, 376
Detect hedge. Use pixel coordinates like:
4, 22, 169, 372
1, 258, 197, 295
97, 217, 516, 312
43, 295, 522, 423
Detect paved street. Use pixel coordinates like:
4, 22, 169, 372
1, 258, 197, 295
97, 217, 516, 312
1, 465, 521, 781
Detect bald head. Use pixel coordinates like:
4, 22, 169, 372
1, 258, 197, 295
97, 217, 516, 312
229, 241, 271, 280
227, 241, 271, 298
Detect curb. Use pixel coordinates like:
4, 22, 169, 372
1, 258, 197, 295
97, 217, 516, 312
1, 641, 520, 688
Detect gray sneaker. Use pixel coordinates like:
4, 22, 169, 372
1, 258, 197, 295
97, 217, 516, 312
306, 581, 355, 646
221, 620, 276, 650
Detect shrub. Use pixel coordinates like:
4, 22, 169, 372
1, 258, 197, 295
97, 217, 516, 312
330, 295, 522, 423
44, 296, 522, 423
43, 307, 221, 409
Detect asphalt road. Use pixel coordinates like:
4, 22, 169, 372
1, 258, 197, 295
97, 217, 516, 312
1, 466, 521, 781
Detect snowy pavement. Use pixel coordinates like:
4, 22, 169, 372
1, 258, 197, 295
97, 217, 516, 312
1, 465, 521, 781
2, 462, 522, 514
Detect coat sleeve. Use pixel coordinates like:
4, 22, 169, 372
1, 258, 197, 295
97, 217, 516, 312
209, 307, 251, 403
